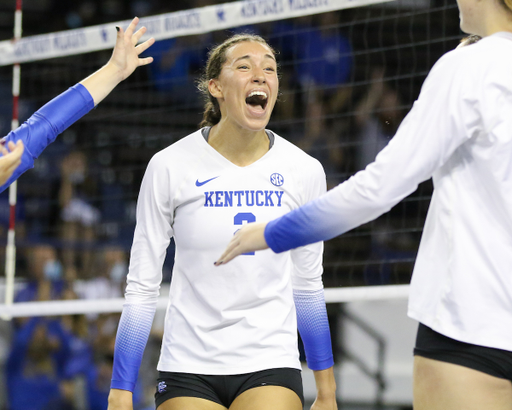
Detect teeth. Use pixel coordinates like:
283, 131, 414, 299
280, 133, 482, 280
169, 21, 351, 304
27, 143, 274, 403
248, 91, 267, 99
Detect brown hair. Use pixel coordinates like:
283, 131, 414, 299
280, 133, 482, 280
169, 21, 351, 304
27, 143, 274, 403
197, 33, 276, 128
459, 34, 482, 47
500, 0, 512, 12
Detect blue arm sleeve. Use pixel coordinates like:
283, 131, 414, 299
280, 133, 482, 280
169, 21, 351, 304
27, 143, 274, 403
265, 200, 334, 253
0, 83, 94, 192
111, 304, 156, 392
294, 289, 334, 371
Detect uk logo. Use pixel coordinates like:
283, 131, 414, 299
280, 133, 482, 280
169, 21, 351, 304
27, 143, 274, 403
101, 28, 109, 42
270, 173, 284, 187
216, 7, 225, 22
157, 381, 167, 393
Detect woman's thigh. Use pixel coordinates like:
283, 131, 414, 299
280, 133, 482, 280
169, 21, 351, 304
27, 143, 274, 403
158, 396, 227, 410
229, 386, 302, 410
413, 356, 512, 410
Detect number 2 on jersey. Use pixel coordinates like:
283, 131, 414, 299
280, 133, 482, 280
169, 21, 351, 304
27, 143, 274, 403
234, 212, 256, 256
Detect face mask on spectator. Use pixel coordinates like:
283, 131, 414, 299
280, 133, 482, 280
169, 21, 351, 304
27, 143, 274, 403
44, 260, 63, 281
110, 261, 127, 283
69, 170, 85, 184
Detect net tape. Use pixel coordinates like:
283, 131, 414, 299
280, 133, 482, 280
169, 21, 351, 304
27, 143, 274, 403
0, 0, 393, 67
0, 285, 409, 319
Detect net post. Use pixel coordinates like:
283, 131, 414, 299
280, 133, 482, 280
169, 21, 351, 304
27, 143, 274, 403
2, 0, 23, 321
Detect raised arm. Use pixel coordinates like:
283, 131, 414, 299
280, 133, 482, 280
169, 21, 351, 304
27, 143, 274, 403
80, 17, 154, 105
0, 17, 154, 192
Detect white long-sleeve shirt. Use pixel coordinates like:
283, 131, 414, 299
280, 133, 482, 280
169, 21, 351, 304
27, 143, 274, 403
265, 32, 512, 350
111, 129, 332, 391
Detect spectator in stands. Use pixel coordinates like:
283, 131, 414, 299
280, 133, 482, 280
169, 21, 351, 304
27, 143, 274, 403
74, 245, 126, 300
6, 317, 70, 410
354, 68, 414, 284
59, 151, 100, 278
293, 12, 353, 187
15, 244, 65, 306
355, 68, 405, 171
295, 13, 352, 102
148, 36, 206, 106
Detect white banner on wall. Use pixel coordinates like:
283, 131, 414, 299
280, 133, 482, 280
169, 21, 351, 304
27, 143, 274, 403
0, 0, 394, 66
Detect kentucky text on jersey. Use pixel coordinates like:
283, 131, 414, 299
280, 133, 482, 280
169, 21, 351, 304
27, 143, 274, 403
204, 190, 284, 207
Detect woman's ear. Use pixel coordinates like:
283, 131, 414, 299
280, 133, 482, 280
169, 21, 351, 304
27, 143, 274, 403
208, 78, 223, 99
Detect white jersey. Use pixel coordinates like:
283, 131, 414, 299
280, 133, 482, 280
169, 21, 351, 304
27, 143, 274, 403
264, 32, 512, 351
408, 32, 512, 349
126, 129, 326, 374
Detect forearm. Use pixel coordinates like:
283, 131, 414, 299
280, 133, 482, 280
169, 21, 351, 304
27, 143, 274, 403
108, 388, 133, 410
313, 367, 337, 399
79, 62, 124, 106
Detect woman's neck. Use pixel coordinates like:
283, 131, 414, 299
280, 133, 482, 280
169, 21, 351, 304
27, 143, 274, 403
208, 120, 270, 167
480, 3, 512, 36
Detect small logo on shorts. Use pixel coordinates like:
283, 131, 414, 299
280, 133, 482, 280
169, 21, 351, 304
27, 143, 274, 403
157, 381, 167, 393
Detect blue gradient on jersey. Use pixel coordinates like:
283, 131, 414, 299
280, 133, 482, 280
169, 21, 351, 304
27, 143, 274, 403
111, 304, 156, 392
265, 198, 341, 253
0, 84, 94, 192
294, 289, 334, 370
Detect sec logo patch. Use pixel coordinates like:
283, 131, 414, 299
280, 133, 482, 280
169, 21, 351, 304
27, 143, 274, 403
270, 173, 284, 187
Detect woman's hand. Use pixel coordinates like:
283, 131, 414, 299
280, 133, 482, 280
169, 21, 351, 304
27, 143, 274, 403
80, 17, 155, 105
0, 140, 24, 186
215, 222, 269, 265
311, 368, 337, 410
107, 16, 155, 82
310, 394, 337, 410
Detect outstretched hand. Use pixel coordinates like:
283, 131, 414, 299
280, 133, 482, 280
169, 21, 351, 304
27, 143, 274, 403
0, 140, 24, 186
214, 222, 269, 265
108, 17, 155, 81
80, 17, 154, 105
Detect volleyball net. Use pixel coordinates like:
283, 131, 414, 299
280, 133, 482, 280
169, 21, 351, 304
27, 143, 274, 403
0, 0, 462, 319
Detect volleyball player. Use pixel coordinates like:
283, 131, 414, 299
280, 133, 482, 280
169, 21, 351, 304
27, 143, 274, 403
216, 1, 512, 409
108, 34, 336, 410
0, 17, 154, 191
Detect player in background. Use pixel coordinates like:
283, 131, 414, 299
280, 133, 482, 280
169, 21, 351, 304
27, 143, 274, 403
0, 17, 154, 190
216, 1, 512, 409
108, 34, 336, 410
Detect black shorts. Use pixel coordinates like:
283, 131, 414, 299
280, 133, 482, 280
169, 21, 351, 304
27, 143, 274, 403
154, 368, 304, 409
414, 323, 512, 381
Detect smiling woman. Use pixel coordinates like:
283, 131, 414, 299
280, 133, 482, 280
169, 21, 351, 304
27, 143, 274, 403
197, 33, 275, 131
107, 33, 337, 410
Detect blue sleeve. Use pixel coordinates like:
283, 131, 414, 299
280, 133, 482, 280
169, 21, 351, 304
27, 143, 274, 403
111, 304, 156, 392
265, 199, 336, 253
0, 83, 94, 192
294, 289, 334, 371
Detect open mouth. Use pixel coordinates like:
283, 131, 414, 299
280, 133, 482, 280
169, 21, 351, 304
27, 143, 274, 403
245, 90, 268, 110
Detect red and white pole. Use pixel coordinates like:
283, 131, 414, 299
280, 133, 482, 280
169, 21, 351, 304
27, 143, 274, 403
3, 0, 22, 319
